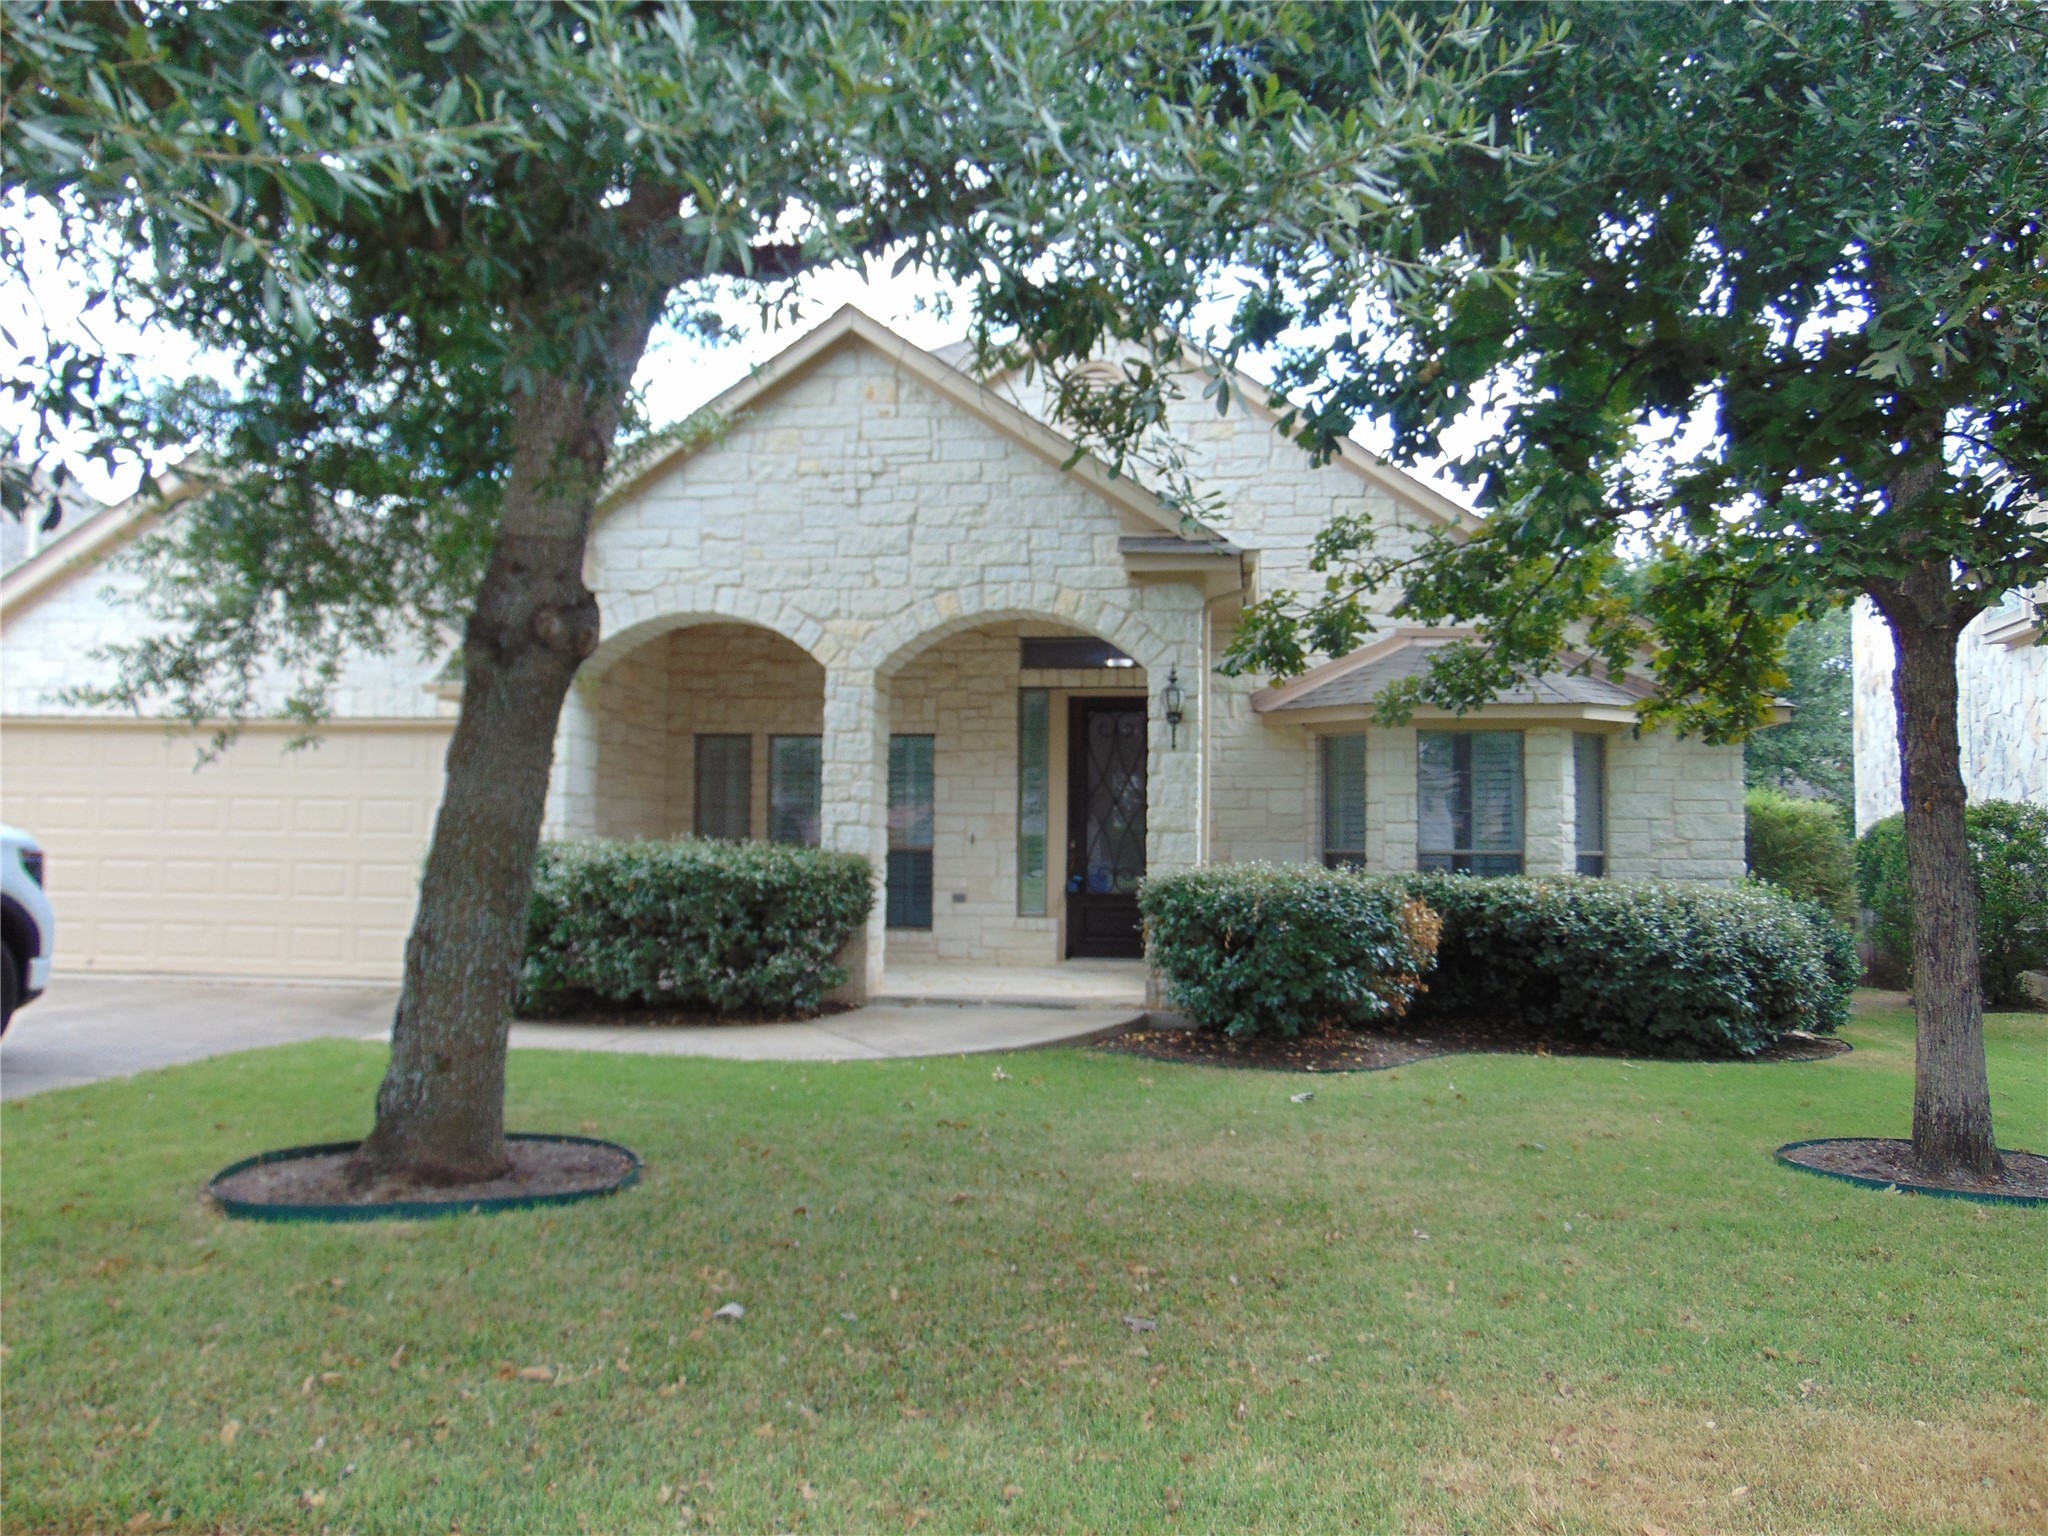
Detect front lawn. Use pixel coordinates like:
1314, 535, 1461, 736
3, 999, 2042, 1534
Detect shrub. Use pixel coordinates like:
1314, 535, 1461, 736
1394, 874, 1855, 1057
522, 839, 873, 1018
1140, 864, 1441, 1039
1856, 801, 2048, 1008
1745, 788, 1856, 921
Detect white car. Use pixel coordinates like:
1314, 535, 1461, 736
2, 824, 54, 1032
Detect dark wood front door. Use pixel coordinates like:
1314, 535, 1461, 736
1066, 697, 1147, 958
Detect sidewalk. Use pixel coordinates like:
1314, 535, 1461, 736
0, 974, 1143, 1099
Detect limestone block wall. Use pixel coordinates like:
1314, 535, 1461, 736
993, 357, 1440, 603
582, 623, 828, 841
1, 538, 451, 722
576, 339, 1212, 948
1604, 728, 1746, 882
589, 637, 675, 839
1207, 704, 1740, 883
1852, 599, 2047, 831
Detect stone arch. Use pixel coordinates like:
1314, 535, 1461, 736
584, 587, 829, 683
570, 608, 828, 845
863, 582, 1177, 684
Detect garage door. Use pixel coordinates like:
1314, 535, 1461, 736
0, 720, 451, 980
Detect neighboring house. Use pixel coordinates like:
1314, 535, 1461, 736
0, 306, 1748, 994
1852, 592, 2048, 832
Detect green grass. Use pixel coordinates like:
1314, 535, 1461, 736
3, 1000, 2043, 1535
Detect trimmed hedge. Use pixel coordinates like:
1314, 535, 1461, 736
1394, 874, 1857, 1057
1856, 801, 2048, 1008
1140, 864, 1441, 1039
522, 839, 873, 1018
1745, 788, 1856, 921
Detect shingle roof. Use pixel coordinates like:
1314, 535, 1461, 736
1266, 638, 1643, 712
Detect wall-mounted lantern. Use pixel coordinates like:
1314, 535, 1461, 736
1161, 668, 1186, 748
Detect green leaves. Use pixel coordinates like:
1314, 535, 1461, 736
522, 839, 874, 1018
5, 1, 1544, 727
1226, 2, 2048, 737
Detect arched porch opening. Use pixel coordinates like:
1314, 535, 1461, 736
877, 615, 1153, 977
584, 620, 828, 845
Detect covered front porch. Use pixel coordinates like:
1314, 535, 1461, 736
542, 607, 1201, 1002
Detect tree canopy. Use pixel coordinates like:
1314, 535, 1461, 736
1215, 0, 2046, 1180
1224, 0, 2046, 730
3, 0, 1540, 726
1744, 613, 1854, 808
3, 0, 1548, 1185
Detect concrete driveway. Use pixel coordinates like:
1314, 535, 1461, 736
0, 975, 397, 1100
0, 974, 1141, 1100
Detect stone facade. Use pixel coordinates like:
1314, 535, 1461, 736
2, 306, 1755, 986
1852, 597, 2048, 831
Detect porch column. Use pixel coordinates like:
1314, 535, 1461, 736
823, 663, 889, 1001
541, 679, 601, 840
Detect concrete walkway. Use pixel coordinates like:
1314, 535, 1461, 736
0, 973, 1143, 1100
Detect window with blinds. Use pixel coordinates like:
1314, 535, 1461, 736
1017, 690, 1049, 914
887, 734, 935, 929
769, 735, 822, 847
1573, 732, 1607, 876
693, 734, 752, 841
1320, 734, 1367, 868
1417, 730, 1524, 874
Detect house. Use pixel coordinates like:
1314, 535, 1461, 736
0, 307, 1748, 996
1851, 594, 2047, 832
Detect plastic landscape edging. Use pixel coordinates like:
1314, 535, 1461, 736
207, 1132, 642, 1223
1774, 1138, 2047, 1208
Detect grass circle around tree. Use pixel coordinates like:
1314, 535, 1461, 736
207, 1133, 642, 1223
1775, 1138, 2048, 1207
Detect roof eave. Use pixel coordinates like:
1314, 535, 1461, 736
1268, 701, 1646, 728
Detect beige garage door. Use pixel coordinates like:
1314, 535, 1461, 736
0, 720, 451, 980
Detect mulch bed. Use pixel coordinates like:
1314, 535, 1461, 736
1779, 1138, 2048, 1201
211, 1138, 639, 1209
1098, 1017, 1851, 1074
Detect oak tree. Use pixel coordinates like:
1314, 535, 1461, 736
1227, 2, 2047, 1178
4, 0, 1532, 1185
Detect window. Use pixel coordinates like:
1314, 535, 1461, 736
1320, 734, 1367, 868
768, 735, 822, 847
1417, 730, 1524, 874
693, 735, 752, 841
1018, 636, 1139, 671
887, 734, 935, 929
1017, 690, 1050, 914
1573, 733, 1607, 876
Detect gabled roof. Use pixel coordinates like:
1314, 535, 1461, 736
600, 305, 1203, 540
0, 470, 205, 624
944, 336, 1486, 536
1253, 628, 1655, 726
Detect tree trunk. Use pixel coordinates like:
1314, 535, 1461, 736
349, 313, 658, 1187
1871, 561, 2002, 1181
